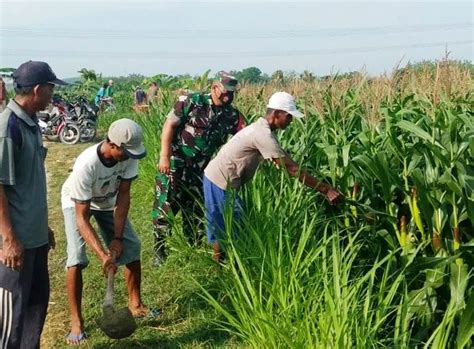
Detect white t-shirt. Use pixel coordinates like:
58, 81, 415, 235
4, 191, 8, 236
204, 117, 286, 190
61, 143, 138, 210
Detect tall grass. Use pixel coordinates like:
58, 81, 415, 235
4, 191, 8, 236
201, 62, 472, 347
85, 61, 472, 347
197, 166, 443, 347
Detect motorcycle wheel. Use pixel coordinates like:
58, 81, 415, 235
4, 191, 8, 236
80, 120, 97, 143
59, 123, 81, 145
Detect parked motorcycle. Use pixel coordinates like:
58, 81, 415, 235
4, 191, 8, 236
67, 96, 98, 142
38, 106, 81, 145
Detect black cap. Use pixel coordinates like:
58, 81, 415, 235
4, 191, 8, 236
12, 61, 68, 88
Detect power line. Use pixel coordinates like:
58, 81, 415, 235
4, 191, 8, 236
0, 22, 472, 40
2, 40, 472, 59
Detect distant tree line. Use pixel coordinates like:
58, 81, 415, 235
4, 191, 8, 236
2, 59, 472, 88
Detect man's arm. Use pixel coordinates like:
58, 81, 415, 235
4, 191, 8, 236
75, 201, 115, 273
158, 118, 180, 174
252, 130, 338, 200
272, 156, 341, 204
0, 184, 24, 270
108, 180, 132, 257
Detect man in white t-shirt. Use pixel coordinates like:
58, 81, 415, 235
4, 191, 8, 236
61, 118, 147, 345
204, 92, 341, 261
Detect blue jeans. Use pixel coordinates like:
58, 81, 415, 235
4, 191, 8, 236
203, 176, 243, 244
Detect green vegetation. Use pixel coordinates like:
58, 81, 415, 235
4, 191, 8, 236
43, 60, 473, 348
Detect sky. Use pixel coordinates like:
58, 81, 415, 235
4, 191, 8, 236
0, 1, 472, 79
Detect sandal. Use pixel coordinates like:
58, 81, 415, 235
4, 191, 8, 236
66, 331, 87, 345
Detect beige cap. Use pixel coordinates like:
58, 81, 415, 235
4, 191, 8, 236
108, 119, 146, 159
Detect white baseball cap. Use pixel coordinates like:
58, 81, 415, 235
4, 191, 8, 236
108, 119, 146, 159
267, 92, 304, 118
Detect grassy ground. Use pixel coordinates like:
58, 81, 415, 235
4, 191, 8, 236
41, 140, 241, 349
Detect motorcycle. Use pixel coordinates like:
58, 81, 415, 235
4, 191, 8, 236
38, 105, 81, 145
67, 96, 98, 142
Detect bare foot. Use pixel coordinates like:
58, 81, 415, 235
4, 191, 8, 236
213, 241, 225, 263
129, 303, 149, 318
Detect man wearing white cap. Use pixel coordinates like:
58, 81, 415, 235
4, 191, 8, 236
60, 118, 148, 344
203, 92, 341, 261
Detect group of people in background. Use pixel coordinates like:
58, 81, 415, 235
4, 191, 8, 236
94, 79, 160, 114
133, 81, 159, 113
136, 81, 159, 105
0, 60, 340, 347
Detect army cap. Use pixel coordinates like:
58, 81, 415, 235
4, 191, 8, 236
218, 71, 238, 91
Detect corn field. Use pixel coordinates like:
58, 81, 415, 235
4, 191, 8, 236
90, 61, 473, 347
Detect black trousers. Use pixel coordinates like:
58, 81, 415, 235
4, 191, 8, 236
0, 244, 49, 349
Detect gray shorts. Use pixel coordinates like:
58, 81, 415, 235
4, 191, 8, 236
63, 207, 141, 268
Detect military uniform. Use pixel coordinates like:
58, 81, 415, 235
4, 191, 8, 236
152, 82, 244, 260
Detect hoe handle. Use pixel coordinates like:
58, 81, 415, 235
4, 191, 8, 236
104, 268, 115, 307
103, 250, 117, 307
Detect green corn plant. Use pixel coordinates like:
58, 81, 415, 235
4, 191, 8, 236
51, 62, 473, 347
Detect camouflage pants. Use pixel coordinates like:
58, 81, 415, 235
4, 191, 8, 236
152, 156, 207, 257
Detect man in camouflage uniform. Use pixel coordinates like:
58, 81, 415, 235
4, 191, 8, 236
152, 72, 245, 265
